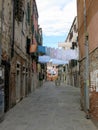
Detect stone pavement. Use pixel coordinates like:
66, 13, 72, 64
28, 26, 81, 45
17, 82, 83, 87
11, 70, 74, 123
0, 81, 98, 130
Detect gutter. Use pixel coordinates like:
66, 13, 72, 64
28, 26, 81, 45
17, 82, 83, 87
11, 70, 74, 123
0, 0, 4, 65
11, 0, 15, 58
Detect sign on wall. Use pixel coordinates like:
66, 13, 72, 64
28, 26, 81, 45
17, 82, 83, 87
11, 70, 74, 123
90, 70, 98, 92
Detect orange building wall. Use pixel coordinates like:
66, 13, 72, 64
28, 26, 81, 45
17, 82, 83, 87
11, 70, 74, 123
77, 0, 98, 120
88, 12, 98, 52
77, 0, 98, 59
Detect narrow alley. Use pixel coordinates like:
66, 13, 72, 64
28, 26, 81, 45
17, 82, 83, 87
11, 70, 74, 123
0, 81, 97, 130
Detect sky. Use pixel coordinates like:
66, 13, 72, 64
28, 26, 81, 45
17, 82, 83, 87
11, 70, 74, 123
36, 0, 77, 48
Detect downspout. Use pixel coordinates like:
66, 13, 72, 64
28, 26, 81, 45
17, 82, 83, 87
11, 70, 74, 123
0, 0, 4, 65
83, 0, 90, 119
11, 0, 15, 58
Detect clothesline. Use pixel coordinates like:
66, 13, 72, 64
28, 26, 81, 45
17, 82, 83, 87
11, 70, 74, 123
38, 45, 79, 65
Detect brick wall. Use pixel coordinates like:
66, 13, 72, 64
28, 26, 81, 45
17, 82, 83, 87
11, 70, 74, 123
77, 0, 98, 120
89, 48, 98, 120
80, 48, 98, 120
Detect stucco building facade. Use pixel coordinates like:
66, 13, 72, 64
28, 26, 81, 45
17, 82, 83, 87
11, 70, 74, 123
0, 0, 41, 117
65, 17, 79, 87
58, 17, 79, 87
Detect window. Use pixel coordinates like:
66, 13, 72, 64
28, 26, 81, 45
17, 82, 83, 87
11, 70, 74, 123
69, 31, 73, 41
15, 0, 24, 22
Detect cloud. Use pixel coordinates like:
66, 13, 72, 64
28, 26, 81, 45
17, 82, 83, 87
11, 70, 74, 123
36, 0, 77, 36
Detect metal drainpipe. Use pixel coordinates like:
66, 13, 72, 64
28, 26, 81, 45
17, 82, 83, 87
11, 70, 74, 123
0, 0, 4, 65
11, 0, 15, 58
83, 0, 90, 119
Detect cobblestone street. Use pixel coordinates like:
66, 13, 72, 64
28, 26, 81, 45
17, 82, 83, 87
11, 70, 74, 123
0, 81, 97, 130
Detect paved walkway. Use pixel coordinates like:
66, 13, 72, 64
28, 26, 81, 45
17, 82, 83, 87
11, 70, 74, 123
0, 81, 97, 130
